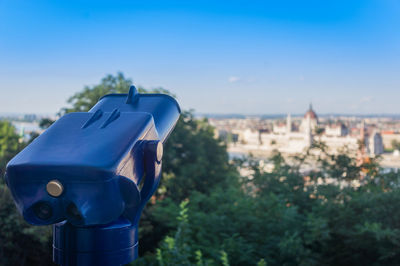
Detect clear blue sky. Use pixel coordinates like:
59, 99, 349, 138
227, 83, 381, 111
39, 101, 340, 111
0, 0, 399, 115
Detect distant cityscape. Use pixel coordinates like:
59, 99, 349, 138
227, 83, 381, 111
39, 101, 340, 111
207, 105, 400, 170
0, 113, 55, 142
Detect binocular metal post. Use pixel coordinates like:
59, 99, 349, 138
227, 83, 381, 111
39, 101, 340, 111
53, 140, 163, 265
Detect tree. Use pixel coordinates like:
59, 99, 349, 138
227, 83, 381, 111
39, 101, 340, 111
0, 121, 22, 176
391, 140, 400, 151
0, 121, 53, 265
0, 184, 53, 265
61, 72, 132, 113
161, 111, 235, 201
138, 110, 238, 255
28, 117, 56, 143
60, 72, 173, 114
39, 118, 55, 130
136, 139, 400, 266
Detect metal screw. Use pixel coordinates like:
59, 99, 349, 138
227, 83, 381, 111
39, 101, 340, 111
46, 180, 64, 197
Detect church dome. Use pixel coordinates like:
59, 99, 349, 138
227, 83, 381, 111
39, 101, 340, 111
304, 104, 318, 120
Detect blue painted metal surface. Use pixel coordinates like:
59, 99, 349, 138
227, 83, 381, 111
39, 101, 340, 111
5, 86, 180, 265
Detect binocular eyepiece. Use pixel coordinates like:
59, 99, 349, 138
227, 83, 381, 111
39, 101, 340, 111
5, 86, 180, 265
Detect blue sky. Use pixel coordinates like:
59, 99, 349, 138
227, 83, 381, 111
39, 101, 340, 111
0, 0, 399, 115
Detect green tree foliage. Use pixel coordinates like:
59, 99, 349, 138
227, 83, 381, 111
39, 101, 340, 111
135, 143, 399, 266
0, 121, 53, 265
135, 200, 231, 266
60, 72, 172, 114
391, 140, 400, 151
161, 112, 234, 202
39, 118, 55, 130
29, 117, 56, 143
0, 184, 53, 265
155, 200, 192, 265
138, 110, 237, 255
0, 121, 22, 176
61, 72, 133, 113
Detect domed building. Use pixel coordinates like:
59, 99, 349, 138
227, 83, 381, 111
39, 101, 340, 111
300, 104, 318, 133
224, 103, 366, 157
304, 103, 318, 120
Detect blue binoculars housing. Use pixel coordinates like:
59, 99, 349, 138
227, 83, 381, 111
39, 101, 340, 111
5, 86, 180, 265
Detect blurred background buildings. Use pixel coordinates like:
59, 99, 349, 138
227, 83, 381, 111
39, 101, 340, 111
209, 105, 400, 169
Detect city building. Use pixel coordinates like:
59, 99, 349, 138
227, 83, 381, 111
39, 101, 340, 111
218, 105, 384, 157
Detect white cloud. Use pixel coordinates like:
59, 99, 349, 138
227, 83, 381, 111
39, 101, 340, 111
286, 98, 294, 103
360, 96, 373, 103
228, 76, 241, 83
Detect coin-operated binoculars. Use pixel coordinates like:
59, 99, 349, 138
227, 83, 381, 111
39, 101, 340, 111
4, 86, 180, 266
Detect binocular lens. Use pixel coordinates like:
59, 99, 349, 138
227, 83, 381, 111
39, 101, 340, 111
33, 202, 53, 220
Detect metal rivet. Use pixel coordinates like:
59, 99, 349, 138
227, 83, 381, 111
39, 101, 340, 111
46, 180, 63, 197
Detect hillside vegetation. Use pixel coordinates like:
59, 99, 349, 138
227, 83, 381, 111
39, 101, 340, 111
1, 73, 400, 266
